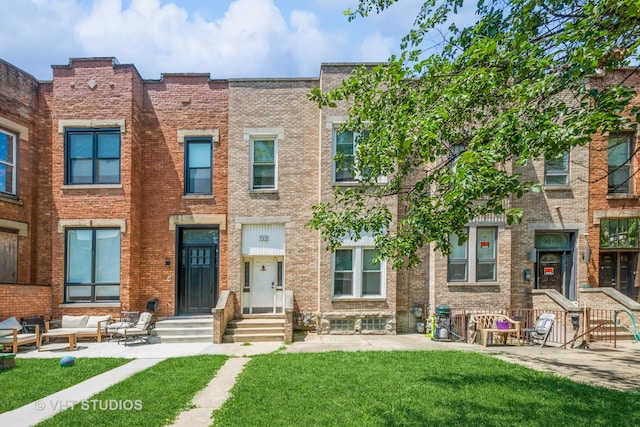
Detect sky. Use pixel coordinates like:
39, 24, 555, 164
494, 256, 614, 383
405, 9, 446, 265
1, 0, 477, 81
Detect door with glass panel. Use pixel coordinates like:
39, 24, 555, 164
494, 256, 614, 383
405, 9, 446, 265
599, 252, 638, 300
249, 257, 281, 314
177, 228, 219, 315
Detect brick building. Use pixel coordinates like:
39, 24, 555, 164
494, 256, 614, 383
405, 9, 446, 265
0, 57, 638, 339
587, 68, 640, 302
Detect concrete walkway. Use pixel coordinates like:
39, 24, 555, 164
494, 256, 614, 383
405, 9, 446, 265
4, 335, 639, 426
169, 357, 250, 427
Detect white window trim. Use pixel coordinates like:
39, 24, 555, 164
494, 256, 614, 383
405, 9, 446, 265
332, 125, 387, 185
249, 135, 278, 191
544, 151, 570, 187
0, 127, 17, 195
448, 225, 498, 283
332, 245, 386, 299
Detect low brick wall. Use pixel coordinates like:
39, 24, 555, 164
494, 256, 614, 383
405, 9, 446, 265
0, 283, 52, 320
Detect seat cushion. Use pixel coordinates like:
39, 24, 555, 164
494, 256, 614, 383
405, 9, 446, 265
61, 315, 88, 329
0, 317, 23, 337
107, 322, 132, 332
134, 312, 153, 330
86, 315, 112, 330
0, 333, 36, 343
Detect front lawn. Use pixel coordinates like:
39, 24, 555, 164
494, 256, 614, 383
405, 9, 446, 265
213, 350, 640, 426
0, 357, 130, 413
38, 355, 227, 427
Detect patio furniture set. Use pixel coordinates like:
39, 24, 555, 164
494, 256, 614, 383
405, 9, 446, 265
468, 313, 556, 347
0, 311, 154, 354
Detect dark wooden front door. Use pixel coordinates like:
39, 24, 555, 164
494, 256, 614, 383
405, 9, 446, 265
177, 228, 218, 315
599, 252, 638, 300
537, 251, 572, 299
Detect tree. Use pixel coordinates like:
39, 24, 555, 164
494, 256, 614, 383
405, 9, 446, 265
307, 0, 640, 268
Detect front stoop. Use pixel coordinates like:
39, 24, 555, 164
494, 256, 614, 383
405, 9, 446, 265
223, 315, 286, 343
150, 316, 214, 344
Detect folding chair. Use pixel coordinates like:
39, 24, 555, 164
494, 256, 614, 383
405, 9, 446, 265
523, 313, 555, 347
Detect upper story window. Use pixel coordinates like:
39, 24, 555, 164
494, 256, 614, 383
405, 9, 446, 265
185, 137, 212, 195
334, 129, 357, 183
608, 134, 633, 194
65, 128, 121, 185
251, 137, 277, 190
333, 128, 383, 184
544, 151, 569, 186
0, 128, 17, 195
448, 226, 498, 282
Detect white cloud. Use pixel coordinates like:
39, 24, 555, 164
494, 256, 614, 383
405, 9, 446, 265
70, 0, 345, 78
355, 32, 395, 63
1, 0, 423, 80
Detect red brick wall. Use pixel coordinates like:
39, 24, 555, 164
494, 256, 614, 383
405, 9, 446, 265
0, 284, 52, 320
587, 69, 640, 290
0, 59, 40, 284
141, 75, 228, 316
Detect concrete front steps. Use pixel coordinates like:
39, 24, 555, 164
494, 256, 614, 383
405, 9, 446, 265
150, 315, 214, 344
223, 315, 286, 343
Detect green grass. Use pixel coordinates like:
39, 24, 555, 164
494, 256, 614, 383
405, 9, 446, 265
0, 357, 130, 413
37, 355, 227, 427
213, 351, 640, 426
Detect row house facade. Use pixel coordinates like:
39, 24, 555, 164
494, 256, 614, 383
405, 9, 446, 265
1, 57, 638, 338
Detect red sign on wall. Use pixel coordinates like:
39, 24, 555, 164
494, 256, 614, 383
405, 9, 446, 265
544, 267, 554, 276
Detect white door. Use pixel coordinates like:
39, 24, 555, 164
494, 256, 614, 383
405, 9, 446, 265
251, 257, 277, 313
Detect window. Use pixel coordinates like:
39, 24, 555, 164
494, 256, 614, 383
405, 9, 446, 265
333, 128, 375, 183
600, 218, 640, 248
251, 138, 277, 190
476, 227, 497, 281
362, 318, 387, 331
448, 230, 468, 281
185, 138, 212, 194
608, 134, 633, 194
334, 130, 356, 182
330, 319, 354, 331
544, 152, 569, 186
65, 128, 121, 185
333, 247, 385, 297
65, 228, 121, 302
448, 226, 498, 282
0, 128, 17, 195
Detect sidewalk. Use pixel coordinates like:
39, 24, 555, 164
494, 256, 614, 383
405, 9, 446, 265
4, 334, 639, 426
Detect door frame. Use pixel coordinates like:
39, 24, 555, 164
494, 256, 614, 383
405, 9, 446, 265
243, 256, 284, 314
175, 225, 219, 315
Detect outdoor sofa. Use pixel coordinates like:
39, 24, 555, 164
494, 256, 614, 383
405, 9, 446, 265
45, 314, 112, 343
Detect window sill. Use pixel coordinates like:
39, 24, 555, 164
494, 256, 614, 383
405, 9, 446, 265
331, 296, 386, 302
61, 184, 123, 190
447, 282, 499, 287
332, 181, 386, 187
606, 194, 639, 200
183, 194, 214, 200
249, 189, 278, 194
59, 302, 121, 308
544, 185, 571, 191
0, 194, 23, 205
